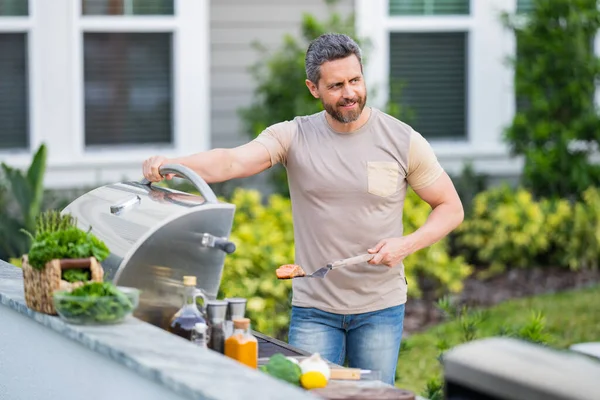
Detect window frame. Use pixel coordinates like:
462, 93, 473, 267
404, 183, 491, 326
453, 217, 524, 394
355, 0, 519, 174
73, 0, 209, 161
0, 1, 32, 153
0, 0, 210, 188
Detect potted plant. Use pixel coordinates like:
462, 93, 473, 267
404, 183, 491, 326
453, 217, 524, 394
20, 210, 109, 315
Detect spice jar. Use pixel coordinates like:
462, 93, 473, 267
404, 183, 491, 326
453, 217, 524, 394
224, 317, 258, 369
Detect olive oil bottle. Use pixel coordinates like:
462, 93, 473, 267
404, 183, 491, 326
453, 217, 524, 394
168, 276, 208, 341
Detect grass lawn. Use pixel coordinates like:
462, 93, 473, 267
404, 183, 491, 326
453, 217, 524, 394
395, 284, 600, 395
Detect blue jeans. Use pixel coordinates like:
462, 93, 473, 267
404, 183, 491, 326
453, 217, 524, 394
288, 304, 405, 385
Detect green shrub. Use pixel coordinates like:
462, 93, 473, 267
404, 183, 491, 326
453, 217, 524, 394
502, 0, 600, 200
0, 143, 48, 260
419, 298, 553, 400
455, 185, 600, 272
455, 185, 555, 270
218, 188, 472, 339
553, 186, 600, 270
403, 190, 473, 298
218, 188, 295, 339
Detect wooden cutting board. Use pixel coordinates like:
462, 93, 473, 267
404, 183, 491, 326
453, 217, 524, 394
311, 384, 415, 400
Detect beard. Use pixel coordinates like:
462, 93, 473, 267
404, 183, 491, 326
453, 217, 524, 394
322, 92, 367, 124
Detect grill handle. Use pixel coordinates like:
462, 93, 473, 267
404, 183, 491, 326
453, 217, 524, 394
141, 163, 218, 204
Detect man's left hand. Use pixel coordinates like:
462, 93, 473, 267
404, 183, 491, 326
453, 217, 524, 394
367, 237, 415, 268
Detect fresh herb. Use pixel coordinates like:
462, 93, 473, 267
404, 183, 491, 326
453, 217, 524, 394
62, 269, 91, 283
27, 226, 110, 270
34, 210, 76, 237
21, 210, 77, 240
55, 282, 135, 323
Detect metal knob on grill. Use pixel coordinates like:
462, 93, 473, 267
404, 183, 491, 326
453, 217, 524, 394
61, 163, 237, 331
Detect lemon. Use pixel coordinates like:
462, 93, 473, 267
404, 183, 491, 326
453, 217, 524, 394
300, 371, 328, 389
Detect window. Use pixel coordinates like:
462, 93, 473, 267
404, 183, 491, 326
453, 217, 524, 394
516, 0, 534, 14
81, 0, 175, 147
81, 0, 173, 16
84, 33, 173, 146
0, 0, 28, 16
0, 0, 209, 188
389, 32, 468, 139
0, 0, 29, 150
389, 0, 470, 16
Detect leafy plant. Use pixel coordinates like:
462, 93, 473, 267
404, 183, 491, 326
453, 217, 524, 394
62, 269, 91, 283
448, 162, 489, 217
455, 184, 600, 272
422, 376, 444, 400
239, 0, 412, 195
551, 186, 600, 270
25, 226, 110, 270
0, 143, 48, 259
218, 188, 295, 339
403, 189, 473, 300
54, 281, 135, 323
418, 296, 552, 399
455, 185, 557, 271
33, 209, 76, 237
501, 0, 600, 200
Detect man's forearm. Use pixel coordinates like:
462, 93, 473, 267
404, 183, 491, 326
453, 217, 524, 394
405, 202, 464, 253
168, 148, 234, 183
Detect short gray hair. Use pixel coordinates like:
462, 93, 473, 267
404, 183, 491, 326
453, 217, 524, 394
305, 33, 362, 86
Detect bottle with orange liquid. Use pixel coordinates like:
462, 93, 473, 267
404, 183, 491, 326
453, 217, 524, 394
224, 317, 258, 368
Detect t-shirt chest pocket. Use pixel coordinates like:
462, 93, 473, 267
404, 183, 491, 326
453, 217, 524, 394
367, 161, 400, 197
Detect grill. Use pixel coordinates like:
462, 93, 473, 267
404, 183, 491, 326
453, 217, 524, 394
61, 164, 306, 359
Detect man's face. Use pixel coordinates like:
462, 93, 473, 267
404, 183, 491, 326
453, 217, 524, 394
307, 55, 367, 124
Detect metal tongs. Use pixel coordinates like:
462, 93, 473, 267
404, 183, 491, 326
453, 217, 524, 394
297, 253, 374, 279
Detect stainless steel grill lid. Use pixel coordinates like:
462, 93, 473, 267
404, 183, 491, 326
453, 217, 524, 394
61, 164, 236, 327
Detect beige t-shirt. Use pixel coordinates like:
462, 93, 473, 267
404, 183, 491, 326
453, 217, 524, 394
254, 107, 443, 314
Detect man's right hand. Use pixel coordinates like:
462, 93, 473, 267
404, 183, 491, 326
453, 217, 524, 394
142, 155, 175, 182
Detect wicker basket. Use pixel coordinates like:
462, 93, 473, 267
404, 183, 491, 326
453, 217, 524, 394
22, 255, 104, 315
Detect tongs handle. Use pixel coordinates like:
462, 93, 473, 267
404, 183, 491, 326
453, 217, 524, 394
328, 253, 374, 269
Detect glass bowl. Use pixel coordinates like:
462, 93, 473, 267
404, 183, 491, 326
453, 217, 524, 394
53, 286, 140, 325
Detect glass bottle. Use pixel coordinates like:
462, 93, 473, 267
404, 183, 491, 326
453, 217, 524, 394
191, 322, 208, 349
224, 317, 258, 369
168, 276, 208, 341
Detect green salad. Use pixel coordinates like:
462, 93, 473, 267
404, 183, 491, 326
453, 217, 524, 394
54, 282, 136, 324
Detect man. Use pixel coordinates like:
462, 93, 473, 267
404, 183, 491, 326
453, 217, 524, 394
143, 33, 464, 385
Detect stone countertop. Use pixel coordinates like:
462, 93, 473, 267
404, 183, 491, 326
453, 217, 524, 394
0, 259, 319, 400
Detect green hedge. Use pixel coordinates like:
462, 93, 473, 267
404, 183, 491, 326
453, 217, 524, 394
455, 185, 600, 272
217, 189, 295, 338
